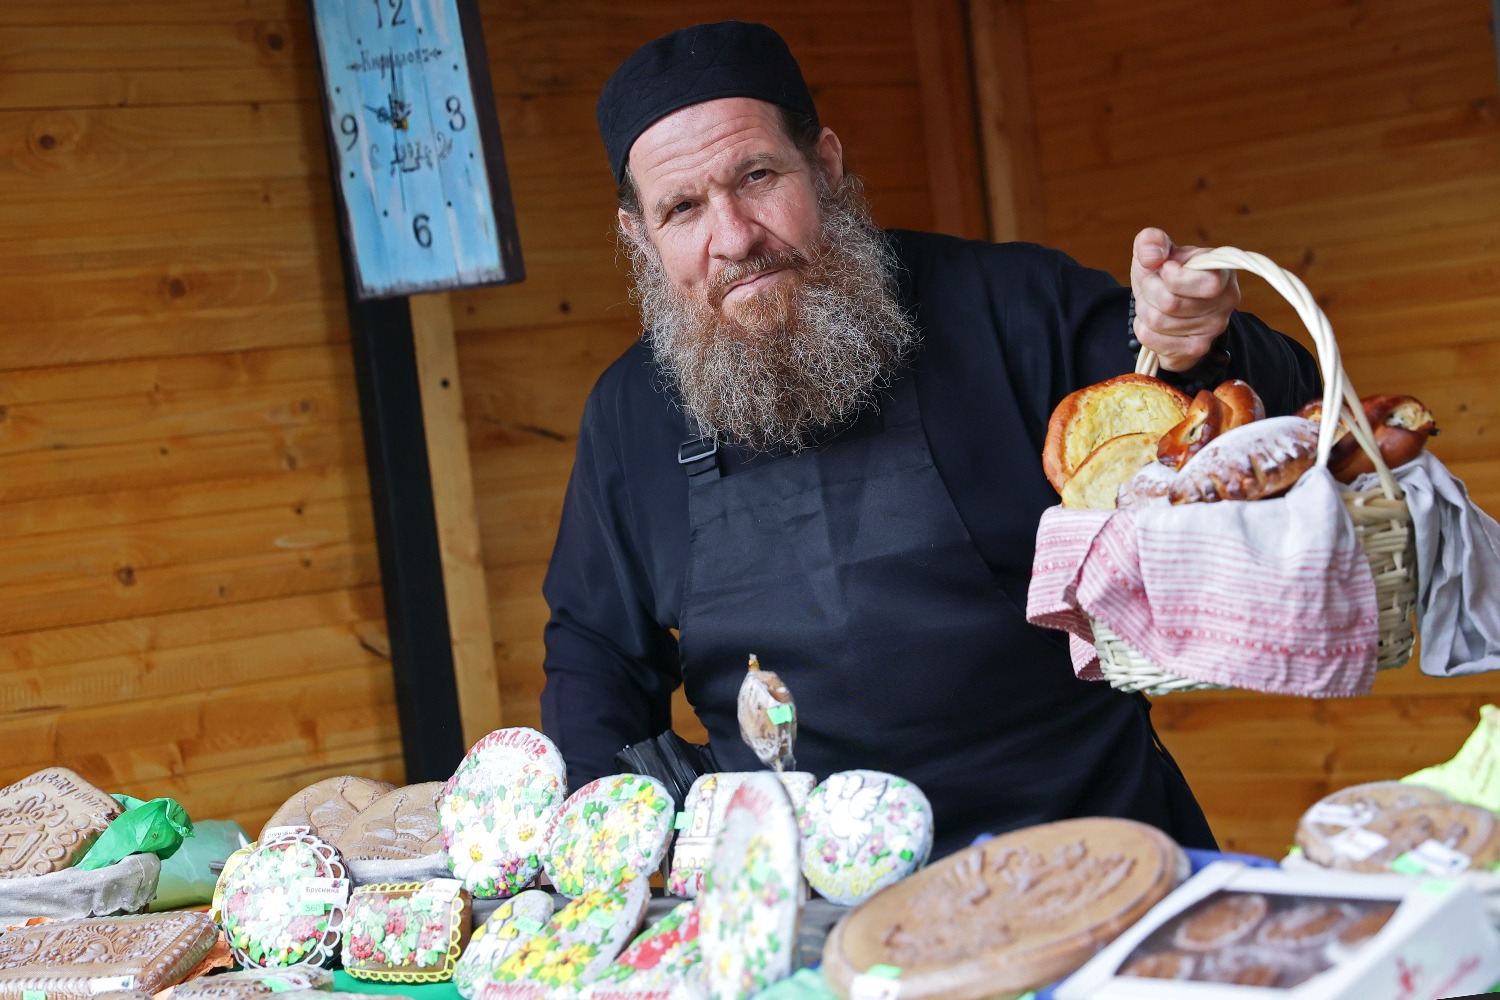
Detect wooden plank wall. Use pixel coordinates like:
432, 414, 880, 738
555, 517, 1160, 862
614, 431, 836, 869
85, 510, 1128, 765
0, 1, 405, 830
451, 0, 987, 739
0, 0, 985, 835
1009, 0, 1500, 855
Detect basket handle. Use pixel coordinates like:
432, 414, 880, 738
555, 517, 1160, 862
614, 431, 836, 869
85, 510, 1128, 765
1134, 246, 1401, 500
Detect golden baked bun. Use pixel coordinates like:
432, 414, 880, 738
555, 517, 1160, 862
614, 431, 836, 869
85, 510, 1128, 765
1168, 416, 1320, 504
1157, 391, 1225, 471
1061, 433, 1159, 510
1299, 394, 1436, 483
1043, 375, 1192, 493
1213, 379, 1265, 431
1116, 460, 1178, 510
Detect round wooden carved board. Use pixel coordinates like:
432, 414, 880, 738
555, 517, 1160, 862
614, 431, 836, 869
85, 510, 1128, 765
822, 817, 1184, 1000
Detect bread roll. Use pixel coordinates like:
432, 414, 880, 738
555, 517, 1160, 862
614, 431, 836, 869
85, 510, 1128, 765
1116, 460, 1178, 510
1168, 416, 1320, 505
1061, 433, 1159, 510
1043, 374, 1192, 493
1297, 394, 1436, 483
1212, 379, 1265, 431
1157, 391, 1225, 471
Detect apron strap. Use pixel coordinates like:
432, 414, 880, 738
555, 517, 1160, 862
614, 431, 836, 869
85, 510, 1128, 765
677, 435, 721, 482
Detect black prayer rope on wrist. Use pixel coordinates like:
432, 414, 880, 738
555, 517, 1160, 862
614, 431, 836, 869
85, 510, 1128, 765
1127, 291, 1231, 395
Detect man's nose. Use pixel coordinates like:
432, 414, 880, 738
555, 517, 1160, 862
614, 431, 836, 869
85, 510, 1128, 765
707, 197, 766, 261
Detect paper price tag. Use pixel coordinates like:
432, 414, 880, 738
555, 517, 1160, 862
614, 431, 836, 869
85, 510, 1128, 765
1328, 826, 1389, 862
1305, 803, 1375, 828
264, 977, 297, 994
300, 876, 348, 905
260, 825, 308, 842
512, 916, 546, 936
1393, 839, 1473, 877
850, 965, 902, 1000
674, 811, 691, 830
418, 877, 464, 901
766, 704, 795, 725
88, 978, 135, 994
297, 900, 327, 915
23, 991, 47, 1000
587, 909, 619, 930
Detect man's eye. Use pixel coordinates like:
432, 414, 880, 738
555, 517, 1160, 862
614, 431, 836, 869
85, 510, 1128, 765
745, 169, 770, 183
670, 201, 694, 216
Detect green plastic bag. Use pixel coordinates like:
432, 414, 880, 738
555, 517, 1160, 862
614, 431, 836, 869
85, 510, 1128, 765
150, 818, 250, 911
75, 794, 193, 871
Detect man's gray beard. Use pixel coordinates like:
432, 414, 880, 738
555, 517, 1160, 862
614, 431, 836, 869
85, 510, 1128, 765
621, 175, 918, 453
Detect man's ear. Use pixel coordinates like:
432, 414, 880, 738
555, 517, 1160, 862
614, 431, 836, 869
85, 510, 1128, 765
815, 128, 845, 185
617, 207, 639, 241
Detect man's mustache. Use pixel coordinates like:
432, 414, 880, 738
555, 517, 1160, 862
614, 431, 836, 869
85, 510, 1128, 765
707, 248, 809, 309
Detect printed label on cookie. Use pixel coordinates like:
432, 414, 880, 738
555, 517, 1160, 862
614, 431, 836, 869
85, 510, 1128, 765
88, 978, 135, 994
1306, 802, 1376, 828
300, 876, 349, 904
850, 970, 902, 1000
1328, 826, 1389, 861
418, 877, 464, 901
260, 825, 308, 841
1395, 839, 1473, 877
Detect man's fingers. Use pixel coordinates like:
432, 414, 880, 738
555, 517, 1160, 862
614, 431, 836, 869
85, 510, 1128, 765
1132, 227, 1174, 272
1156, 258, 1231, 299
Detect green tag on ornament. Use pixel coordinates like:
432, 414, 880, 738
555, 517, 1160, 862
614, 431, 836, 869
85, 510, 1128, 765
767, 704, 794, 724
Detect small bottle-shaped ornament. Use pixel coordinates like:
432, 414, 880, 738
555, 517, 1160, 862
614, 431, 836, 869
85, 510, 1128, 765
737, 653, 797, 772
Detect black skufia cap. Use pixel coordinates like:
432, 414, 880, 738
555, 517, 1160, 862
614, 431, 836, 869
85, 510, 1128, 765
596, 21, 819, 183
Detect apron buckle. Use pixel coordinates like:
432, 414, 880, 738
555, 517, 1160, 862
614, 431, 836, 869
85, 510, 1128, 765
677, 436, 720, 478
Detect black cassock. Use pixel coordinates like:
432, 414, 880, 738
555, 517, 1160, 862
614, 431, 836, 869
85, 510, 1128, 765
540, 230, 1321, 857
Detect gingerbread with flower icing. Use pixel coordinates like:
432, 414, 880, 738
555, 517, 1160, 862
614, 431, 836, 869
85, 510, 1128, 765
439, 728, 568, 899
483, 871, 649, 998
542, 774, 675, 898
798, 768, 933, 906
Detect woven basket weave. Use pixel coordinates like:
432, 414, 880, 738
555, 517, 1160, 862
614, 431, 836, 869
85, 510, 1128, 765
1093, 247, 1417, 696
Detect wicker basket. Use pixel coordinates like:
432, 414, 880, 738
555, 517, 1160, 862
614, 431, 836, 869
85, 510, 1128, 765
1093, 247, 1418, 696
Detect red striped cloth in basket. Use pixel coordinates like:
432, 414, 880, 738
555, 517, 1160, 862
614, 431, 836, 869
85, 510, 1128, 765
1027, 466, 1381, 697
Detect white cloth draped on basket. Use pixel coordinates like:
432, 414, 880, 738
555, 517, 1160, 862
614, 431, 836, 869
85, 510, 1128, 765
1354, 451, 1500, 678
1028, 467, 1381, 696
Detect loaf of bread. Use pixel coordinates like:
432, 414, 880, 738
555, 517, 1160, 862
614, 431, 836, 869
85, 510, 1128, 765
1297, 394, 1436, 482
1157, 380, 1266, 471
1043, 375, 1191, 493
1060, 432, 1160, 510
1116, 460, 1178, 510
1168, 416, 1320, 505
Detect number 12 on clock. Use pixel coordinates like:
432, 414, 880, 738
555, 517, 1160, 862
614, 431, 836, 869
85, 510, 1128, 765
308, 0, 524, 299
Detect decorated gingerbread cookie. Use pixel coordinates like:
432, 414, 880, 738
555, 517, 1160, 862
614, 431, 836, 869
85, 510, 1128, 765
697, 772, 803, 1000
488, 871, 650, 995
440, 728, 567, 898
452, 888, 555, 998
342, 878, 472, 982
667, 771, 814, 899
217, 829, 350, 969
798, 769, 933, 906
582, 899, 702, 999
543, 775, 675, 897
172, 967, 336, 998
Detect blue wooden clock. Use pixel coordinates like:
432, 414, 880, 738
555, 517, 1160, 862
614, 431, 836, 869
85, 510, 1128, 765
307, 0, 524, 300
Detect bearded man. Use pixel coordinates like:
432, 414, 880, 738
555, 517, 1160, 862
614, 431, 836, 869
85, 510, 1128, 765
540, 21, 1320, 856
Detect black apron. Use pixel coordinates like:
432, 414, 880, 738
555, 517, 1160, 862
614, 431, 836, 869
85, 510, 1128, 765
676, 373, 1215, 857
